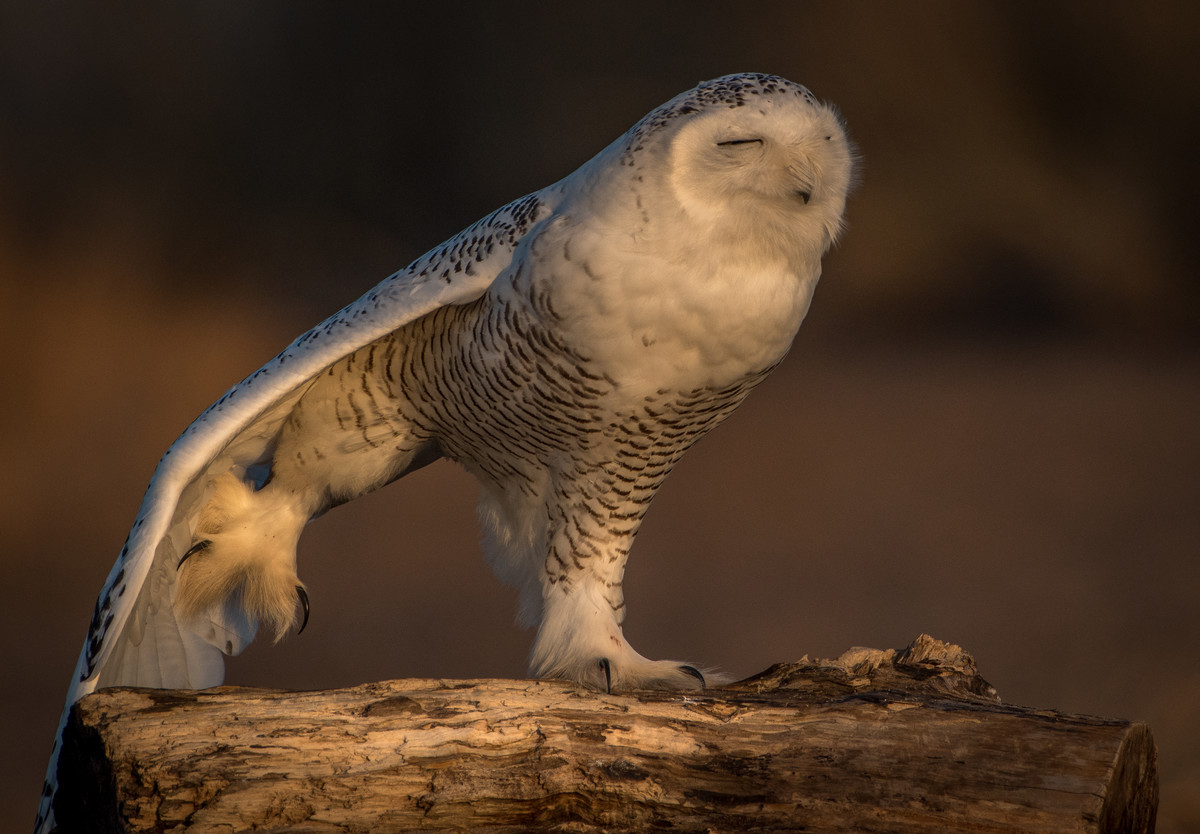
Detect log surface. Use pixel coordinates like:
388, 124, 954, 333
55, 635, 1158, 833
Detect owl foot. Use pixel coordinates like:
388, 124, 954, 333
531, 583, 728, 692
540, 649, 723, 692
596, 658, 706, 693
180, 542, 309, 633
174, 472, 309, 643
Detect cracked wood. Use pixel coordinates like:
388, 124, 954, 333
53, 635, 1158, 833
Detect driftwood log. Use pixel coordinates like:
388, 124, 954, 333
55, 635, 1157, 833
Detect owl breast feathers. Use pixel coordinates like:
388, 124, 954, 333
37, 73, 853, 834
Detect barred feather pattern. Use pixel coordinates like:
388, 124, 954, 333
281, 273, 775, 655
38, 71, 855, 832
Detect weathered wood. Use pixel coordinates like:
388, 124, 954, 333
54, 635, 1157, 833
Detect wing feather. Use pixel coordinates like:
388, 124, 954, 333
66, 190, 554, 702
40, 188, 555, 834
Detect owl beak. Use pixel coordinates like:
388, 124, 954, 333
788, 157, 816, 205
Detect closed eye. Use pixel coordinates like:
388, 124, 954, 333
716, 138, 764, 147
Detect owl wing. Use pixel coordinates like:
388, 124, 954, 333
36, 189, 560, 834
69, 190, 553, 700
37, 192, 554, 833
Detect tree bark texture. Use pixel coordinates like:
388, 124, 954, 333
55, 635, 1157, 833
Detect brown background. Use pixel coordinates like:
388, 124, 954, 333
2, 3, 1197, 830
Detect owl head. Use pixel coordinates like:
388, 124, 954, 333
624, 74, 856, 262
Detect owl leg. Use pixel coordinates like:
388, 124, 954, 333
478, 480, 721, 691
177, 353, 437, 644
530, 518, 718, 690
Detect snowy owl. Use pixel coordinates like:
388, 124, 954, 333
37, 73, 853, 830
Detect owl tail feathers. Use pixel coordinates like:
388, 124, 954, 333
176, 472, 310, 645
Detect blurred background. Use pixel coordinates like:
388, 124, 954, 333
2, 2, 1197, 830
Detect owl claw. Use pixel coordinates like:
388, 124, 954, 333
580, 658, 706, 692
296, 586, 310, 634
177, 539, 211, 570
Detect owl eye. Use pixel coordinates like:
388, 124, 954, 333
716, 138, 763, 147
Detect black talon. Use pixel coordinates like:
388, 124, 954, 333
599, 658, 612, 694
680, 665, 706, 688
296, 586, 310, 634
177, 540, 211, 570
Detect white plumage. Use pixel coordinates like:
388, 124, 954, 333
37, 73, 853, 831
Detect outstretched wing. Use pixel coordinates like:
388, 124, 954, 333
78, 189, 552, 696
36, 191, 552, 834
75, 191, 550, 697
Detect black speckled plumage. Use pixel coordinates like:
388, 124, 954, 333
38, 73, 855, 834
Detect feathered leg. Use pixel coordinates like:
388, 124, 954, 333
177, 340, 438, 643
478, 481, 716, 691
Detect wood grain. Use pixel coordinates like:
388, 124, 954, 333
54, 635, 1157, 832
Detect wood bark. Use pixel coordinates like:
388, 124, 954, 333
54, 634, 1157, 833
